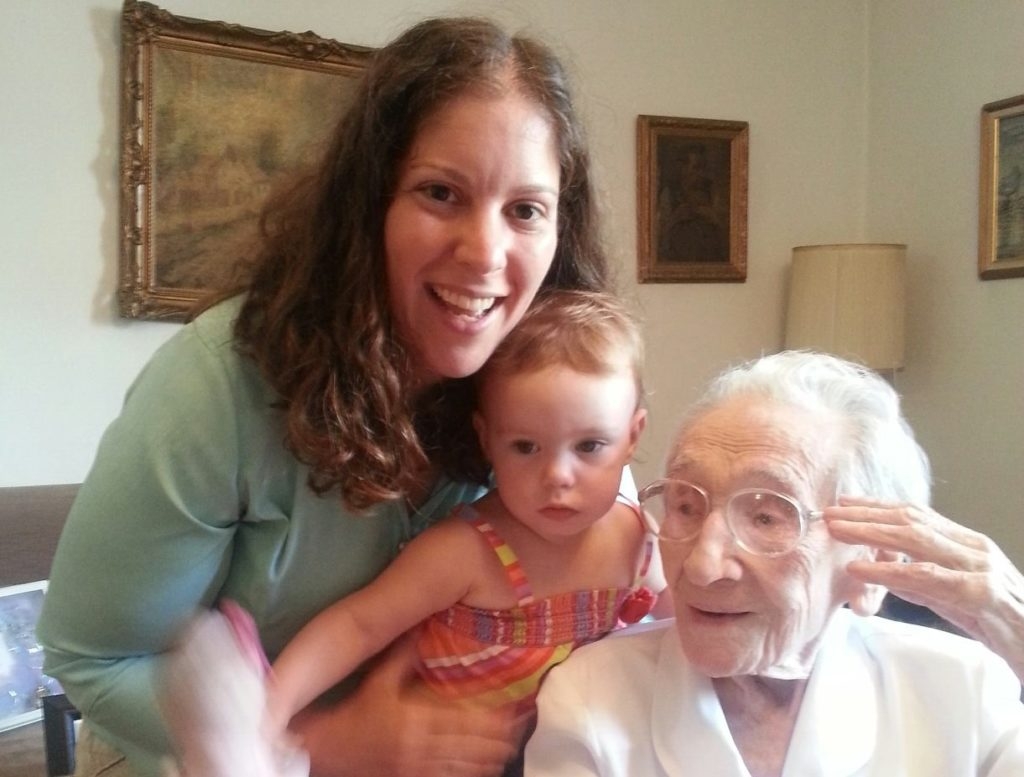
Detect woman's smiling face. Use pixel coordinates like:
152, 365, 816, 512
384, 90, 561, 387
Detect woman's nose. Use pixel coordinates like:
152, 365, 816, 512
454, 209, 508, 274
679, 510, 740, 586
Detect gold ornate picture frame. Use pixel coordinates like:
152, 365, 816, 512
119, 1, 372, 321
978, 93, 1024, 280
636, 114, 749, 283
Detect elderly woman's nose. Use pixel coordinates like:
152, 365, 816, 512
680, 512, 737, 586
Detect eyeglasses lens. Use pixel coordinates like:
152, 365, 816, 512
641, 481, 806, 556
647, 481, 707, 540
728, 491, 802, 555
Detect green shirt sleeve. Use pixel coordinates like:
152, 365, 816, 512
38, 299, 487, 777
38, 307, 244, 775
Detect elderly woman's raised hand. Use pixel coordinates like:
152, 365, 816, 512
826, 497, 1024, 681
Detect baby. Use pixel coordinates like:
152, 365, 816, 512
160, 290, 662, 776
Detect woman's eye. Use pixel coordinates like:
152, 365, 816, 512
510, 202, 543, 221
422, 184, 454, 202
751, 510, 779, 527
678, 501, 702, 518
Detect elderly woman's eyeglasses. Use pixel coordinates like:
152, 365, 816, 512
638, 479, 825, 557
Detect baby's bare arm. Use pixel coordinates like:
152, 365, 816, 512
269, 519, 482, 728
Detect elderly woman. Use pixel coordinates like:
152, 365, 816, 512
524, 351, 1024, 776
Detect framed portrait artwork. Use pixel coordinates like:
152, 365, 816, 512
978, 93, 1024, 280
119, 1, 373, 321
636, 114, 749, 283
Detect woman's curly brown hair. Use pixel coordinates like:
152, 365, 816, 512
219, 17, 609, 511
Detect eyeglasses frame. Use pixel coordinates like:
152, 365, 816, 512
637, 478, 826, 557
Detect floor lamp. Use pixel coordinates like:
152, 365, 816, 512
784, 243, 907, 379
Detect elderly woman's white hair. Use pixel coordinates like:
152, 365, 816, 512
667, 350, 931, 505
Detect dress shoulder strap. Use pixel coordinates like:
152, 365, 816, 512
462, 510, 535, 607
616, 494, 654, 585
613, 495, 659, 624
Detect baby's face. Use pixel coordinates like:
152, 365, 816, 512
474, 364, 645, 542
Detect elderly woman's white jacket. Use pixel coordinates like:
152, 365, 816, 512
524, 610, 1024, 776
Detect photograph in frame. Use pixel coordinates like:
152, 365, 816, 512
636, 114, 749, 283
0, 580, 63, 733
978, 93, 1024, 280
119, 1, 374, 321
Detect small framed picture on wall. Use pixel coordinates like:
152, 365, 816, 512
978, 93, 1024, 280
636, 114, 749, 283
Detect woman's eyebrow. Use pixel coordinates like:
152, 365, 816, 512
402, 160, 559, 199
666, 463, 797, 494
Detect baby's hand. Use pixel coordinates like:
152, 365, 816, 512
262, 672, 294, 740
157, 602, 309, 777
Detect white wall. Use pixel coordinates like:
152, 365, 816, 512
1, 0, 866, 483
2, 1, 1020, 562
866, 1, 1024, 564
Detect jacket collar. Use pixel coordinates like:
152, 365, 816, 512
650, 610, 877, 777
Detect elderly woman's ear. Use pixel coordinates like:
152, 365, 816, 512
846, 544, 895, 616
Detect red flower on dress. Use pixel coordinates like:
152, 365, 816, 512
618, 586, 656, 624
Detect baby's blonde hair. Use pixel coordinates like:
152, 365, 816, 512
477, 289, 645, 403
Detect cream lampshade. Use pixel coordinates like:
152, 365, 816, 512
784, 243, 907, 370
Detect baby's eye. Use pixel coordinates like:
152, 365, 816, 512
576, 440, 605, 454
512, 440, 537, 455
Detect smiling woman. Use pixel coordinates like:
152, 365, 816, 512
37, 16, 613, 777
384, 91, 561, 386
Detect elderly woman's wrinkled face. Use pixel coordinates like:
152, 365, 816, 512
660, 396, 866, 680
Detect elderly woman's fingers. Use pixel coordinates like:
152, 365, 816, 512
846, 555, 989, 624
831, 497, 983, 543
824, 498, 1024, 682
826, 501, 991, 572
846, 553, 1024, 681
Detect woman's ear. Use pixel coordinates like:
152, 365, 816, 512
846, 545, 893, 617
848, 579, 888, 617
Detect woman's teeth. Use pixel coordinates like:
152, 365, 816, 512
433, 287, 496, 318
